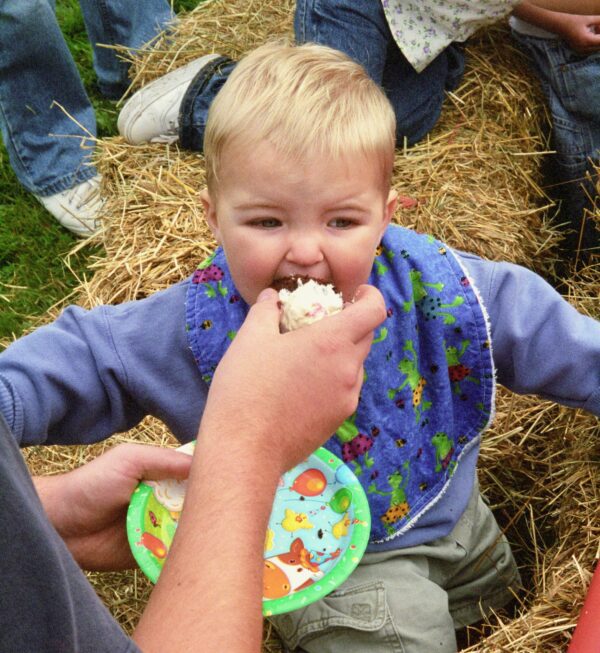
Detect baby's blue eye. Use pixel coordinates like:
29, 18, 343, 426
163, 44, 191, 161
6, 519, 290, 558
329, 218, 353, 229
253, 218, 281, 228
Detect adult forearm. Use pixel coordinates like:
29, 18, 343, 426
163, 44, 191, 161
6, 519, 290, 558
513, 2, 582, 35
514, 1, 600, 50
513, 2, 569, 31
133, 286, 385, 650
528, 0, 600, 12
134, 434, 280, 652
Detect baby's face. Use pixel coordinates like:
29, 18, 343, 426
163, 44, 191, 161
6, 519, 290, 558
201, 141, 397, 304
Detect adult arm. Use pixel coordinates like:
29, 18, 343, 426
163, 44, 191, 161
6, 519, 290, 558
528, 0, 600, 13
514, 2, 600, 52
458, 252, 600, 415
133, 285, 386, 653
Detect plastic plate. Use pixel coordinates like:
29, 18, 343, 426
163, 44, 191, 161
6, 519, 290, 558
127, 444, 370, 615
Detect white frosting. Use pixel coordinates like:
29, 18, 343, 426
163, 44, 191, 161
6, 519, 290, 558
146, 478, 188, 512
145, 441, 195, 512
278, 279, 343, 332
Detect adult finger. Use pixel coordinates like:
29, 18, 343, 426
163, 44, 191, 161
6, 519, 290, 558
355, 329, 380, 363
112, 444, 193, 481
237, 287, 282, 337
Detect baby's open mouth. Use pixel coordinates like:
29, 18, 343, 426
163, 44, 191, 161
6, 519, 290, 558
270, 275, 338, 293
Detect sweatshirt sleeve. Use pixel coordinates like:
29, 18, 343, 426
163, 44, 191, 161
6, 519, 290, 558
456, 252, 600, 416
0, 280, 205, 446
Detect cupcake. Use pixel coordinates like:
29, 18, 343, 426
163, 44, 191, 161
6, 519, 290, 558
272, 275, 343, 332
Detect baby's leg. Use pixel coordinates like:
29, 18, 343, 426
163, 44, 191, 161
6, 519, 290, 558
269, 484, 519, 652
426, 486, 521, 630
269, 551, 459, 653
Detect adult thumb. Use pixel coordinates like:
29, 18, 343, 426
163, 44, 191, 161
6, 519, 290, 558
243, 287, 282, 333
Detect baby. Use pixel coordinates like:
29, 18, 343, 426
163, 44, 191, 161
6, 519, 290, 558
1, 42, 599, 653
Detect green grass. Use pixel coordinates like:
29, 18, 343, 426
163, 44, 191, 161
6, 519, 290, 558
0, 0, 202, 343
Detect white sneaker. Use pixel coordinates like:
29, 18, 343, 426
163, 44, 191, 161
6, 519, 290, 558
36, 175, 104, 237
118, 54, 222, 145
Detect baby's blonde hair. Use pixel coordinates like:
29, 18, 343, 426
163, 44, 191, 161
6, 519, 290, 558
204, 41, 396, 193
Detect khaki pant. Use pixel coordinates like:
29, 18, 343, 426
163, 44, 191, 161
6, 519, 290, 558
270, 484, 520, 653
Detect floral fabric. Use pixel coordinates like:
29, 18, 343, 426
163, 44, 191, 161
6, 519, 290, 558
382, 0, 520, 72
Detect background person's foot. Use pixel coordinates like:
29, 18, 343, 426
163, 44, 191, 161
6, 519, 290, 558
117, 54, 221, 145
36, 175, 104, 237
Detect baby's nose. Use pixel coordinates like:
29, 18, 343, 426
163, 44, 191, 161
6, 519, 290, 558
286, 234, 324, 267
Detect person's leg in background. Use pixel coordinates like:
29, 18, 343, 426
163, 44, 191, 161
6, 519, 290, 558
548, 46, 600, 267
79, 0, 174, 100
0, 0, 174, 236
117, 53, 235, 149
510, 30, 600, 269
294, 0, 465, 146
0, 0, 101, 235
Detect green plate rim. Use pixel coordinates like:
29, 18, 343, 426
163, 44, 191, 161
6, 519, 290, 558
263, 447, 371, 616
127, 482, 164, 584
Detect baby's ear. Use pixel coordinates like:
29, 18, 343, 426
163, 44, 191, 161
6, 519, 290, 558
200, 188, 221, 242
382, 189, 397, 231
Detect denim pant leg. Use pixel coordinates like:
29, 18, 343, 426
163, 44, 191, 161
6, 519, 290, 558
511, 31, 600, 258
178, 57, 236, 152
294, 0, 465, 146
79, 0, 174, 99
0, 0, 97, 195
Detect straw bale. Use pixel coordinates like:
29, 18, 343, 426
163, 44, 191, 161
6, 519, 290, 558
22, 1, 599, 651
121, 0, 295, 87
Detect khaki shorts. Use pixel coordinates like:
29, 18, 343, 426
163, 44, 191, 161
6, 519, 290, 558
269, 483, 521, 653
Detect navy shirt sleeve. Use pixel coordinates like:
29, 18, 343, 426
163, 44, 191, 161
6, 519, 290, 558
458, 252, 600, 416
0, 414, 140, 652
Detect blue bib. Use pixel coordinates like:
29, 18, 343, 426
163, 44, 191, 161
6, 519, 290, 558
185, 225, 495, 544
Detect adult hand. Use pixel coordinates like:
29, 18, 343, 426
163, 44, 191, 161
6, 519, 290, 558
514, 3, 600, 52
200, 283, 386, 473
34, 443, 192, 570
558, 13, 600, 53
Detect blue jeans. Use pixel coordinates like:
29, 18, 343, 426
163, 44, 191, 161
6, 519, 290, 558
0, 0, 173, 196
511, 30, 600, 258
179, 56, 236, 152
179, 0, 464, 151
295, 0, 465, 146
